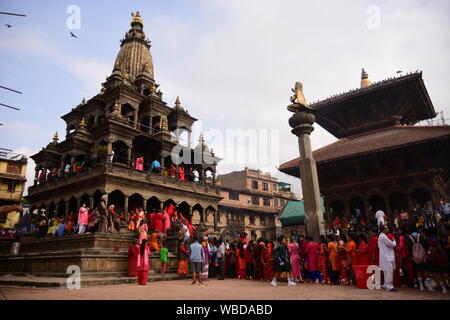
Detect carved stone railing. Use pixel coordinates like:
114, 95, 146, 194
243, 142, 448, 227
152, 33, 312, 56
28, 162, 220, 196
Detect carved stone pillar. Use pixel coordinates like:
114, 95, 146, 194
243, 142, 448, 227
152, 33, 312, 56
188, 131, 192, 149
89, 196, 94, 209
127, 147, 132, 167
107, 141, 113, 163
288, 98, 325, 241
362, 197, 370, 224
149, 115, 153, 134
133, 110, 138, 129
406, 193, 414, 213
124, 195, 129, 221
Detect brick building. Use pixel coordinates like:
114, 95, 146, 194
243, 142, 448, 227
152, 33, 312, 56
216, 168, 296, 241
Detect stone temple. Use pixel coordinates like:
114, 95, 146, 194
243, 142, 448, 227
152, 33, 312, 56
27, 11, 222, 230
0, 12, 224, 281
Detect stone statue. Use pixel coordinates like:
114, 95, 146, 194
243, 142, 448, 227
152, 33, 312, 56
113, 60, 121, 71
142, 62, 151, 73
290, 82, 308, 106
160, 115, 168, 131
288, 82, 310, 113
194, 222, 207, 241
219, 225, 236, 244
166, 219, 183, 238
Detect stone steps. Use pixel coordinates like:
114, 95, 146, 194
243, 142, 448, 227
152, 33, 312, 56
0, 273, 189, 288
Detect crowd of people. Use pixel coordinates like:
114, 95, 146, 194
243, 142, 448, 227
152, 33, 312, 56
17, 193, 450, 294
132, 201, 450, 293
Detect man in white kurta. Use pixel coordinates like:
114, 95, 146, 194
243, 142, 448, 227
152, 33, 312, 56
378, 226, 397, 292
375, 209, 385, 233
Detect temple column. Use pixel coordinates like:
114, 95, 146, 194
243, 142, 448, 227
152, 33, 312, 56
124, 195, 129, 222
406, 193, 414, 213
94, 116, 99, 127
288, 94, 325, 241
34, 167, 39, 185
324, 201, 332, 226
149, 116, 153, 134
89, 196, 94, 209
188, 131, 192, 149
127, 147, 132, 167
107, 141, 113, 163
133, 110, 138, 129
363, 197, 370, 223
65, 200, 71, 215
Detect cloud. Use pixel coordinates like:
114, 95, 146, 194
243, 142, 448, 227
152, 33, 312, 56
0, 27, 110, 95
149, 0, 450, 199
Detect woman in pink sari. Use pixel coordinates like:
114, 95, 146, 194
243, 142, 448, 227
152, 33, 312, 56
135, 156, 144, 171
288, 237, 302, 282
162, 209, 171, 233
77, 203, 89, 235
137, 239, 151, 285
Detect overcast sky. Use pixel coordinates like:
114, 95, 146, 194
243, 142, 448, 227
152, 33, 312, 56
1, 0, 449, 198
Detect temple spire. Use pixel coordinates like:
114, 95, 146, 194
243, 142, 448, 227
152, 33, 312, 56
361, 68, 372, 88
131, 11, 143, 27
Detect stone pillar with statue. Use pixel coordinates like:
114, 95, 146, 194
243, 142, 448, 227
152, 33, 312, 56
287, 82, 325, 241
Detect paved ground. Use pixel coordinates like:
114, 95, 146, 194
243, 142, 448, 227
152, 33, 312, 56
1, 279, 449, 300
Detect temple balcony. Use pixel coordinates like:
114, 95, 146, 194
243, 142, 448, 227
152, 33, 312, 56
27, 162, 220, 197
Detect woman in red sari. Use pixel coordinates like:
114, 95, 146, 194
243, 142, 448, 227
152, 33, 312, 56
177, 241, 188, 275
367, 230, 379, 266
319, 235, 329, 284
357, 234, 369, 265
153, 210, 164, 233
178, 166, 185, 181
137, 239, 151, 285
264, 241, 275, 281
399, 229, 414, 287
337, 236, 349, 285
236, 241, 247, 279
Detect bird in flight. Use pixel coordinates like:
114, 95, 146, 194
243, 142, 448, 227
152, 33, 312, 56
5, 24, 12, 28
396, 70, 403, 74
70, 32, 77, 38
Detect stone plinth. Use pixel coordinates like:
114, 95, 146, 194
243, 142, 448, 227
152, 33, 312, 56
0, 233, 179, 276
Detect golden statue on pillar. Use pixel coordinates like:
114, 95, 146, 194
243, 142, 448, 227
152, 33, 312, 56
288, 82, 309, 112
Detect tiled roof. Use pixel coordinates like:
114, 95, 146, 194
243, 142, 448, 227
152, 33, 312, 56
308, 72, 422, 110
280, 125, 450, 171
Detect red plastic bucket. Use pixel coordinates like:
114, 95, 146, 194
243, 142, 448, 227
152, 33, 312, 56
352, 265, 371, 289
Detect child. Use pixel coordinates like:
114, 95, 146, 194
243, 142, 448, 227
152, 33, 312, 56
159, 242, 169, 275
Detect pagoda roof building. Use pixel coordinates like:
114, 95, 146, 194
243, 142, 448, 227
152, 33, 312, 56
280, 69, 450, 223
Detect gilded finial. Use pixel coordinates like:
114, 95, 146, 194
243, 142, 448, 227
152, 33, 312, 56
175, 96, 181, 108
131, 11, 143, 26
82, 97, 86, 104
78, 117, 87, 128
361, 68, 372, 88
53, 132, 59, 143
288, 82, 308, 112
